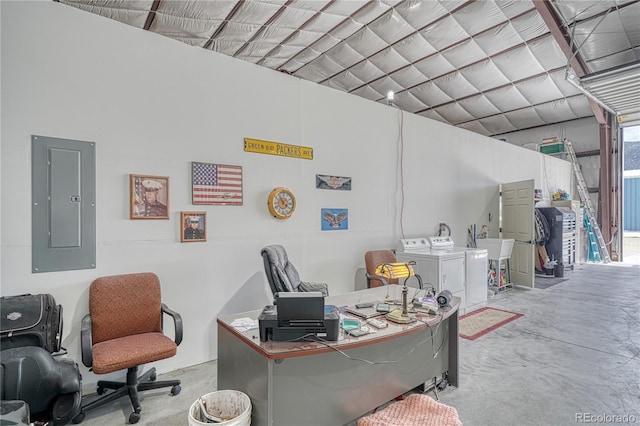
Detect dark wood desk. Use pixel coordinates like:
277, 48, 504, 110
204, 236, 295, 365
217, 285, 459, 426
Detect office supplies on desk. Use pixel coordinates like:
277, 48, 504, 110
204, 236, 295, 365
345, 328, 369, 337
258, 292, 339, 341
344, 306, 385, 319
422, 294, 437, 304
276, 292, 324, 321
342, 318, 361, 331
229, 317, 259, 332
367, 318, 388, 329
437, 290, 453, 307
376, 303, 390, 312
412, 301, 439, 314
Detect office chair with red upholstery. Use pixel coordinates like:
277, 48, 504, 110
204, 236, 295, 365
74, 273, 183, 424
364, 250, 399, 288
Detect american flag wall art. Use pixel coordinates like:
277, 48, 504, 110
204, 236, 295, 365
192, 162, 243, 205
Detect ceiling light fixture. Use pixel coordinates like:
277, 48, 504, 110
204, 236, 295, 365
386, 90, 394, 106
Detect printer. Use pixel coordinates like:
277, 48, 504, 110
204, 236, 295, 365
258, 292, 340, 341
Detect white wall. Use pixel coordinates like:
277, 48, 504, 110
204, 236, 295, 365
495, 116, 600, 151
495, 116, 603, 212
1, 1, 572, 386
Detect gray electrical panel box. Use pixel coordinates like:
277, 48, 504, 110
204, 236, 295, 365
32, 135, 96, 273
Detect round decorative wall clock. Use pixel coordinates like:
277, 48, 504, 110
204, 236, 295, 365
267, 187, 296, 219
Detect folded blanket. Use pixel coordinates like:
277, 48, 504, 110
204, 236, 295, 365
358, 394, 462, 426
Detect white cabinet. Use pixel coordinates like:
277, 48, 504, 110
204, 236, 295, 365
464, 249, 488, 313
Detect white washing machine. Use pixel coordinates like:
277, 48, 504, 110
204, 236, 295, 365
396, 237, 488, 315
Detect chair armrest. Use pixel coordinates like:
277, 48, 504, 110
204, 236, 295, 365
365, 273, 389, 287
80, 314, 93, 368
298, 281, 329, 296
162, 303, 183, 346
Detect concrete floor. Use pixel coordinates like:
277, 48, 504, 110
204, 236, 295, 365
76, 262, 640, 426
623, 232, 640, 265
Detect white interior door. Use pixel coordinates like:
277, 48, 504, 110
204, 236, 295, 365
502, 179, 535, 288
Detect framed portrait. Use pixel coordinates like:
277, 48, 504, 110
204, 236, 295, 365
130, 174, 170, 219
180, 211, 206, 242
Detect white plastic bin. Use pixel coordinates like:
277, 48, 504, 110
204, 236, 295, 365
189, 390, 251, 426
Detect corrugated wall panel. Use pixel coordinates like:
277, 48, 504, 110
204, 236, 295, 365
624, 177, 640, 231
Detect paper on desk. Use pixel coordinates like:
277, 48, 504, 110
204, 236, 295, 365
230, 317, 259, 332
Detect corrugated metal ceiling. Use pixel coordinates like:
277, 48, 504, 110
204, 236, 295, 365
57, 0, 640, 136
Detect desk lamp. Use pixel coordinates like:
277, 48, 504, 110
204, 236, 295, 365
374, 262, 419, 324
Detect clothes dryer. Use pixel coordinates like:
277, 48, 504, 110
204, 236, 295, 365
396, 238, 467, 313
396, 237, 487, 315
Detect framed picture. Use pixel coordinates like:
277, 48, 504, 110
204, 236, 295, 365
180, 211, 207, 242
192, 162, 243, 205
130, 174, 170, 219
321, 208, 348, 231
316, 174, 351, 190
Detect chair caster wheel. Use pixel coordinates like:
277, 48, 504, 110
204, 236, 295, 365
437, 379, 448, 391
72, 412, 85, 424
171, 385, 181, 396
96, 387, 105, 395
129, 412, 140, 424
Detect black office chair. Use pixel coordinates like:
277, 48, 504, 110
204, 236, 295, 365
261, 245, 329, 297
0, 346, 82, 425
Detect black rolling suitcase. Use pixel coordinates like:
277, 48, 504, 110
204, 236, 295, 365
0, 293, 63, 353
0, 293, 81, 425
1, 346, 82, 425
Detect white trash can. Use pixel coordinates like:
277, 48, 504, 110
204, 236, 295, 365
188, 390, 251, 426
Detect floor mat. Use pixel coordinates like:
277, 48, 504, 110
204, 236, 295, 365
459, 307, 523, 340
535, 275, 569, 289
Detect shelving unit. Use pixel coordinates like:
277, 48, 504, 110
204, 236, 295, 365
538, 207, 576, 268
488, 258, 513, 292
476, 238, 515, 293
551, 202, 582, 265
